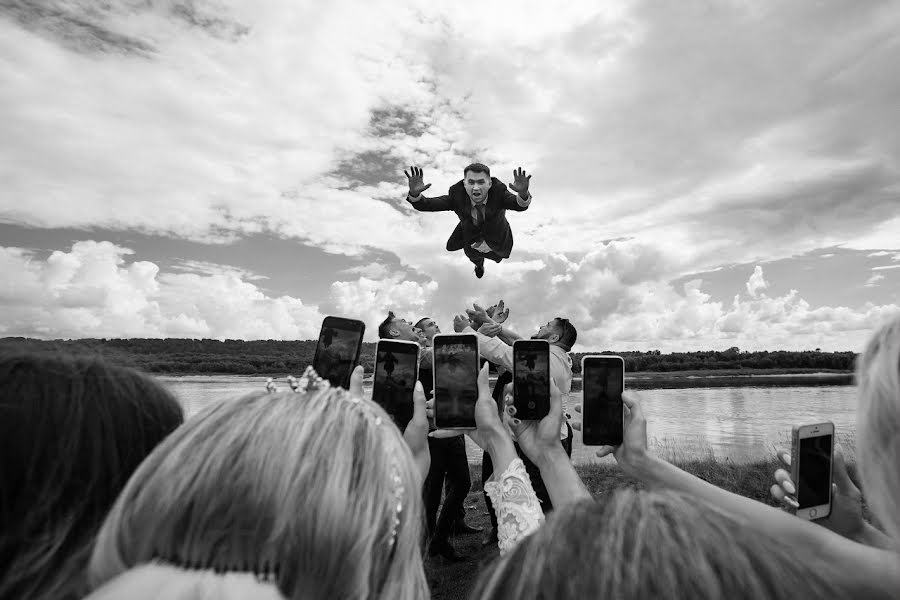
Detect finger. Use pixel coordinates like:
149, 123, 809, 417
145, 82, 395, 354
477, 361, 490, 395
770, 484, 797, 508
423, 183, 431, 191
776, 449, 791, 468
571, 421, 582, 431
504, 382, 513, 398
404, 169, 411, 180
574, 403, 582, 414
774, 469, 796, 495
429, 429, 463, 439
349, 365, 365, 397
595, 446, 615, 458
411, 381, 427, 424
831, 444, 856, 494
507, 405, 517, 416
621, 392, 643, 420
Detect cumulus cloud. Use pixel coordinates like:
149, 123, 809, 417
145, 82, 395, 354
746, 266, 768, 297
0, 241, 324, 339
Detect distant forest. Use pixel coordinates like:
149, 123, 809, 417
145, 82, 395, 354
0, 337, 856, 376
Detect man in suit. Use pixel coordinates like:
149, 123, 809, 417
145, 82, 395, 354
404, 163, 533, 278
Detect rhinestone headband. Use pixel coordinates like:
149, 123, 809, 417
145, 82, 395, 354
266, 366, 405, 550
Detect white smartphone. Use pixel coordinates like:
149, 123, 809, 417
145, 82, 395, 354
790, 421, 834, 520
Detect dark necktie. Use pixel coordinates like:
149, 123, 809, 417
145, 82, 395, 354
475, 204, 485, 228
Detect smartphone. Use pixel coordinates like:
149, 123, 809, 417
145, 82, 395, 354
432, 333, 479, 429
373, 339, 420, 431
513, 339, 551, 420
580, 355, 624, 446
312, 316, 365, 389
790, 421, 834, 520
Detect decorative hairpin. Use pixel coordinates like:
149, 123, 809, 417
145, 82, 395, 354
265, 365, 403, 549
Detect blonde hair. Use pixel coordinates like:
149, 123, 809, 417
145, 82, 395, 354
855, 313, 900, 543
472, 489, 847, 600
87, 388, 428, 600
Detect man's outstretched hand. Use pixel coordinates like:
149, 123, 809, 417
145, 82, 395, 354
509, 167, 531, 198
404, 166, 431, 197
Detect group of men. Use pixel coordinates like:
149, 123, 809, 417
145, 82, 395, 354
377, 305, 577, 561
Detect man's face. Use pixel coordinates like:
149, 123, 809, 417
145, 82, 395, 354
417, 318, 441, 341
392, 318, 425, 343
464, 170, 491, 204
532, 320, 560, 343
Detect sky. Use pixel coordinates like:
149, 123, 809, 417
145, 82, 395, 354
1, 0, 899, 352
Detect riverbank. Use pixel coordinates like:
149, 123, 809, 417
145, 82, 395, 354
426, 454, 867, 600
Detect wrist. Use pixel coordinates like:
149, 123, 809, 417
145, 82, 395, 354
533, 444, 569, 471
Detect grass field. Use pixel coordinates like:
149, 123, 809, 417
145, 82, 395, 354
423, 453, 867, 600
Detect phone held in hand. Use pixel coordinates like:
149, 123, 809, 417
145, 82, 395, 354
512, 339, 551, 420
373, 339, 420, 431
432, 333, 479, 429
312, 316, 365, 390
790, 421, 834, 520
580, 355, 625, 446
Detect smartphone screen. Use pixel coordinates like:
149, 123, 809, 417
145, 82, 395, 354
433, 334, 479, 429
513, 340, 550, 420
797, 434, 833, 509
312, 317, 365, 389
581, 356, 624, 446
373, 341, 419, 431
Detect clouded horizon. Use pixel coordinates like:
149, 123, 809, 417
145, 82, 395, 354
1, 0, 898, 352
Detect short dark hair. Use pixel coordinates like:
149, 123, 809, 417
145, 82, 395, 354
414, 317, 429, 330
0, 352, 184, 600
463, 163, 491, 178
554, 317, 577, 350
378, 311, 397, 339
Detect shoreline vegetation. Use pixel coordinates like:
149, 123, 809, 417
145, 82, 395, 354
1, 337, 855, 388
428, 454, 870, 600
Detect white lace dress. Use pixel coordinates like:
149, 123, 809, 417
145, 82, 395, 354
483, 458, 545, 555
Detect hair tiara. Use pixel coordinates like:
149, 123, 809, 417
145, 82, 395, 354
266, 366, 405, 552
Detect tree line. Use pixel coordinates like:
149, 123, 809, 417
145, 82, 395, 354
0, 338, 856, 376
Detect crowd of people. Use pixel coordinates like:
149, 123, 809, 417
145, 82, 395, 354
3, 304, 900, 599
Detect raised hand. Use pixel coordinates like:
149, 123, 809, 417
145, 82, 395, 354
404, 166, 432, 197
465, 303, 494, 326
770, 444, 866, 540
573, 392, 649, 477
509, 167, 531, 197
487, 299, 509, 324
453, 314, 470, 332
504, 378, 565, 465
479, 322, 502, 338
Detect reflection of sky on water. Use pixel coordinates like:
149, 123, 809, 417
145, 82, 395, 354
161, 377, 858, 464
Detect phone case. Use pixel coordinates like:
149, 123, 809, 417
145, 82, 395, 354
790, 421, 834, 520
432, 334, 479, 429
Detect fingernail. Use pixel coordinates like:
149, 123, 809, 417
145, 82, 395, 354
786, 497, 799, 508
513, 419, 521, 425
784, 481, 796, 495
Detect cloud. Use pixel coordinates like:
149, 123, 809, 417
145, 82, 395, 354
865, 274, 885, 287
0, 241, 324, 339
746, 266, 768, 297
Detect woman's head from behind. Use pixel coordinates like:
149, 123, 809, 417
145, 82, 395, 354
473, 488, 843, 600
0, 352, 184, 600
88, 385, 428, 600
855, 313, 900, 543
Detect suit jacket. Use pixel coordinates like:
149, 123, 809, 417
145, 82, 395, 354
407, 177, 529, 259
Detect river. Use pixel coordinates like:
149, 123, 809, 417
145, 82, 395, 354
158, 376, 858, 465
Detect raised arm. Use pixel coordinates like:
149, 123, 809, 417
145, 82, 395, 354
501, 167, 533, 211
404, 166, 454, 212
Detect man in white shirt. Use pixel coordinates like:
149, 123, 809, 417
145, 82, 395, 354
455, 310, 576, 540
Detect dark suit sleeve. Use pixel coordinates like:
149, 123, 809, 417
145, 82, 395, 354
500, 189, 531, 212
407, 193, 455, 212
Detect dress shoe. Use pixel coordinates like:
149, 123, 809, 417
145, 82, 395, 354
452, 520, 483, 535
428, 539, 467, 562
475, 263, 485, 278
481, 527, 498, 547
